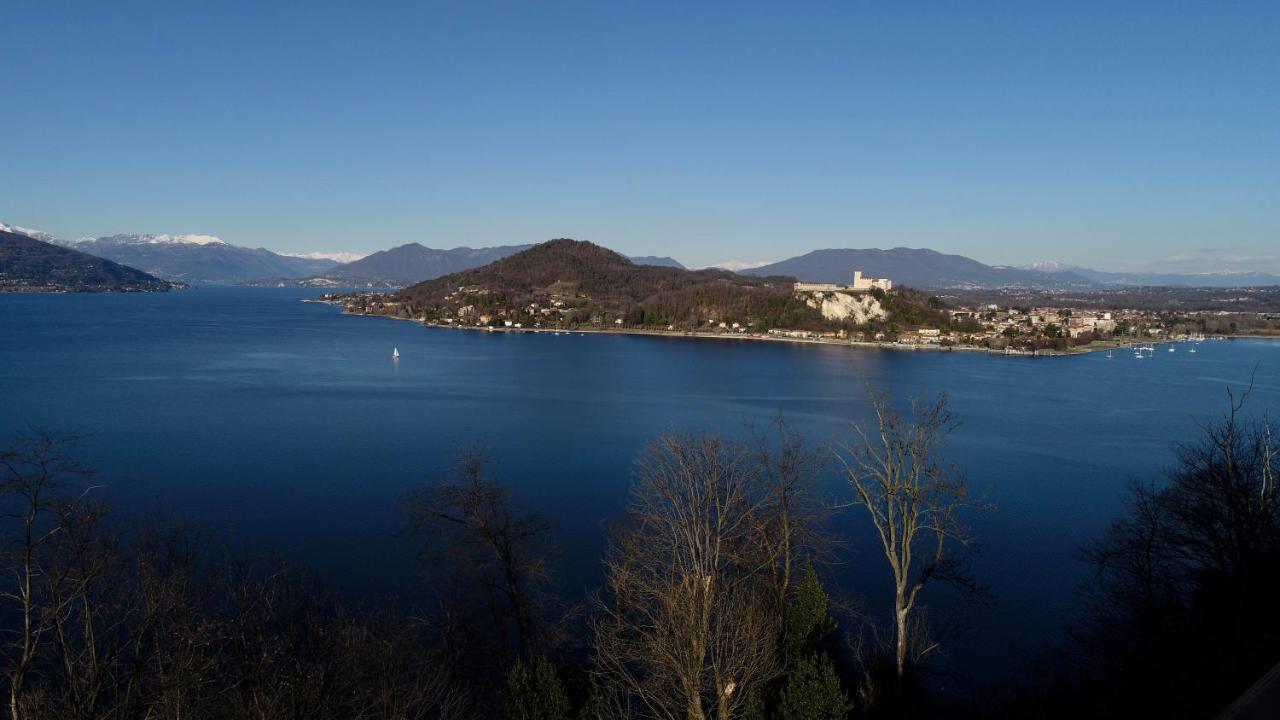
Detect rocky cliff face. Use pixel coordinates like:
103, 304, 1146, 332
801, 291, 886, 323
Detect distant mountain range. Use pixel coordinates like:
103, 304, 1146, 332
0, 229, 175, 292
269, 245, 688, 287
3, 223, 684, 288
742, 248, 1095, 289
1021, 263, 1280, 289
743, 248, 1280, 289
313, 243, 534, 286
5, 220, 1276, 290
54, 234, 340, 285
628, 255, 686, 269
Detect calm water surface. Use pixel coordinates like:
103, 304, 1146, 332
3, 287, 1278, 684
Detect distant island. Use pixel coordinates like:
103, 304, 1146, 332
0, 229, 178, 293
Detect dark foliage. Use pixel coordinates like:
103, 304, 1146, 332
403, 446, 558, 670
502, 655, 572, 720
7, 383, 1271, 720
965, 388, 1280, 720
0, 431, 465, 719
1071, 388, 1280, 718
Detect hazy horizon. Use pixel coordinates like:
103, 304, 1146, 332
3, 2, 1276, 273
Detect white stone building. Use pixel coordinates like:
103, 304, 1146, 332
794, 269, 892, 293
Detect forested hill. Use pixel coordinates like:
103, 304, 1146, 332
0, 229, 175, 292
368, 239, 825, 329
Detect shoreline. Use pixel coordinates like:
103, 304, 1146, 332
332, 305, 1246, 357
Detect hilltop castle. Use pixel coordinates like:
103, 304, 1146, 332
794, 269, 892, 294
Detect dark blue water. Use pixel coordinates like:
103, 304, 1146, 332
3, 287, 1278, 684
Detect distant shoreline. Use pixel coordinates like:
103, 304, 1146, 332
329, 304, 1241, 358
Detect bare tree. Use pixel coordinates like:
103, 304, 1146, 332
834, 391, 978, 681
592, 433, 781, 720
404, 444, 554, 663
749, 416, 830, 605
1076, 384, 1280, 718
0, 430, 92, 720
0, 431, 494, 720
126, 518, 222, 720
41, 496, 121, 720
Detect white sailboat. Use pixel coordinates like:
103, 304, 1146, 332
392, 347, 400, 359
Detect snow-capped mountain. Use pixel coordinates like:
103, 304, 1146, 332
67, 235, 339, 285
1019, 261, 1078, 273
708, 259, 773, 272
12, 226, 334, 285
282, 251, 367, 264
80, 233, 227, 246
0, 222, 61, 245
1, 226, 176, 292
1, 222, 345, 284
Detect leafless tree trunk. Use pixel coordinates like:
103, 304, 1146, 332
592, 433, 781, 720
749, 416, 830, 606
404, 443, 554, 691
835, 391, 978, 680
43, 498, 121, 720
0, 431, 91, 720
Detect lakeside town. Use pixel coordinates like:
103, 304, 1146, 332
330, 263, 1280, 356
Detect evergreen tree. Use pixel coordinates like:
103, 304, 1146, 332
784, 566, 837, 661
502, 656, 571, 720
775, 566, 851, 720
777, 655, 851, 720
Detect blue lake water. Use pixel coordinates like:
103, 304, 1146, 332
2, 287, 1278, 684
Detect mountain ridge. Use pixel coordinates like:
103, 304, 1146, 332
317, 242, 535, 286
63, 234, 338, 285
9, 220, 1277, 289
0, 224, 342, 285
742, 247, 1280, 289
742, 247, 1097, 289
285, 244, 689, 287
0, 229, 176, 292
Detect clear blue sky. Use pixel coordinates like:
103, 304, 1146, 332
2, 1, 1276, 271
